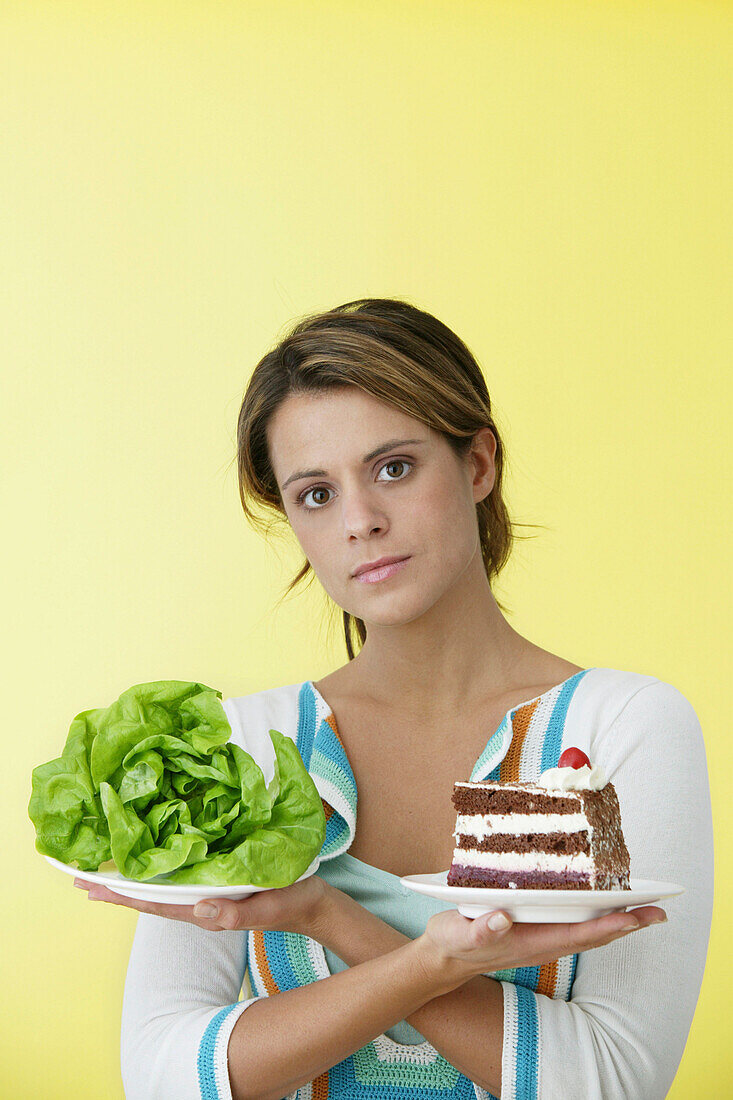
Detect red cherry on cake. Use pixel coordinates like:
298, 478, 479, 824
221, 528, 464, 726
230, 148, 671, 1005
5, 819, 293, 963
558, 747, 591, 770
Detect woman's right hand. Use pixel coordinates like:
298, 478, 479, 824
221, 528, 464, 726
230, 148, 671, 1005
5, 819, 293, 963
419, 903, 667, 984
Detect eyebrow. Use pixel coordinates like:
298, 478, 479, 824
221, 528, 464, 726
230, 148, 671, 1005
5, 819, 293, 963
281, 438, 427, 490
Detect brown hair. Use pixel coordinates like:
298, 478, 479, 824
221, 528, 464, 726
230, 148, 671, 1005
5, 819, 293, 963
235, 296, 525, 660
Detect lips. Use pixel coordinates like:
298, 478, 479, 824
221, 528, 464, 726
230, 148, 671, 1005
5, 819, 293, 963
352, 555, 410, 578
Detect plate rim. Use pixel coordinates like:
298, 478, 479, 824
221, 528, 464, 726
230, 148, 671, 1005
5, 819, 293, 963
398, 870, 685, 901
44, 854, 321, 895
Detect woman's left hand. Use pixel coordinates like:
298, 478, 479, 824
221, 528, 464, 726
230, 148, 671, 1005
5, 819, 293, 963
73, 872, 334, 938
419, 902, 667, 985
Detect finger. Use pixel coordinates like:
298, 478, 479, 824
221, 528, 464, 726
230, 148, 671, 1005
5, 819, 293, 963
192, 885, 292, 930
574, 905, 667, 941
510, 907, 666, 962
473, 910, 513, 943
193, 899, 244, 929
544, 905, 665, 943
83, 883, 184, 917
79, 883, 225, 928
623, 905, 667, 925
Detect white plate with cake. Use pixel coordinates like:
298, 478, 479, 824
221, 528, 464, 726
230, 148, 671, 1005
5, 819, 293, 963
399, 873, 684, 922
401, 747, 684, 922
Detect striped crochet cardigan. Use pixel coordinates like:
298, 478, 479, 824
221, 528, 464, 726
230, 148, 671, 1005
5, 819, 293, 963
197, 668, 595, 1100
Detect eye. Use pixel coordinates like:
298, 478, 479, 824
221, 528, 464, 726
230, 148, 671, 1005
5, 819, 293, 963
377, 459, 411, 483
296, 458, 413, 511
298, 485, 333, 510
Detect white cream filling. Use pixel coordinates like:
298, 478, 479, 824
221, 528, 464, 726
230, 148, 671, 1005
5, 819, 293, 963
454, 812, 589, 839
452, 848, 594, 873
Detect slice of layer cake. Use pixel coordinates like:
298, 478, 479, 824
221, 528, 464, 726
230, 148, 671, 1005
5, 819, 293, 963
447, 748, 631, 891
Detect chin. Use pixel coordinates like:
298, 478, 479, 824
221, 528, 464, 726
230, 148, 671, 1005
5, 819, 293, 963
351, 590, 438, 628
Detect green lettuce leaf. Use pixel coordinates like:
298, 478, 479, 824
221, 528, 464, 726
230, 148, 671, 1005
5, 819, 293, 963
29, 680, 326, 887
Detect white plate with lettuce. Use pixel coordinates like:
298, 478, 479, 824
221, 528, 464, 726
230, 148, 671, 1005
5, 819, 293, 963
30, 680, 327, 905
45, 854, 322, 906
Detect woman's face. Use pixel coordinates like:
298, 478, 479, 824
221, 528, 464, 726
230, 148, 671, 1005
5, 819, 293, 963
267, 387, 496, 628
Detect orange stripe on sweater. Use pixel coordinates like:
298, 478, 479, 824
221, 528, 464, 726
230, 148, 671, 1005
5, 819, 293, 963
500, 698, 539, 781
536, 959, 559, 998
311, 1073, 330, 1098
501, 699, 560, 996
252, 930, 280, 996
324, 711, 342, 743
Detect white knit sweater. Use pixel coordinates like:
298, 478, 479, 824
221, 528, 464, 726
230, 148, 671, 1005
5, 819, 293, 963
119, 669, 714, 1099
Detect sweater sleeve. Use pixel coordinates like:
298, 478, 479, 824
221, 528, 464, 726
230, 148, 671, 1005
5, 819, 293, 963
497, 679, 714, 1100
120, 912, 263, 1100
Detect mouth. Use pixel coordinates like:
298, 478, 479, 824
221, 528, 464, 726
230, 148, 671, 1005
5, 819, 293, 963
353, 556, 411, 584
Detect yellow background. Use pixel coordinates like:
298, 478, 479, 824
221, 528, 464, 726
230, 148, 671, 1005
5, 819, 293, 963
3, 2, 729, 1095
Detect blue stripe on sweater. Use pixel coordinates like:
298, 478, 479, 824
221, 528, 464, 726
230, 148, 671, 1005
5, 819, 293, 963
197, 1002, 240, 1099
513, 965, 541, 991
297, 681, 317, 767
262, 929, 301, 991
540, 669, 592, 772
514, 984, 539, 1100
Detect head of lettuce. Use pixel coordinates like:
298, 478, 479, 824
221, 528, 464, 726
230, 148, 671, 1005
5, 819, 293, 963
28, 680, 326, 887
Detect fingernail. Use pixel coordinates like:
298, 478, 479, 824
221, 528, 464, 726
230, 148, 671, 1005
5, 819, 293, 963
73, 880, 86, 889
194, 902, 219, 919
650, 916, 668, 925
488, 912, 511, 931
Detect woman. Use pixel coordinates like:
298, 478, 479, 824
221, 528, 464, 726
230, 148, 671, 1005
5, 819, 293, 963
81, 298, 713, 1100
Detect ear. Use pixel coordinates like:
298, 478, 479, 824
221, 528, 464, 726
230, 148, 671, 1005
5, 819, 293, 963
469, 427, 497, 504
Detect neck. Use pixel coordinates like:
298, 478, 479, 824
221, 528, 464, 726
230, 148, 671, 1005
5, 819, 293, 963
346, 549, 543, 718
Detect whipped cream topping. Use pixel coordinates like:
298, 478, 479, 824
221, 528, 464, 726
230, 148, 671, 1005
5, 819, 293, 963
538, 763, 607, 791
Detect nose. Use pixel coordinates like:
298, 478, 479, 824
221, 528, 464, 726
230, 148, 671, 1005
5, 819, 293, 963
341, 485, 389, 540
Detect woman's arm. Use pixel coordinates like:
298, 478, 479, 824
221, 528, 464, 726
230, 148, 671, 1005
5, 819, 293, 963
226, 898, 655, 1100
226, 934, 471, 1100
293, 882, 661, 1098
117, 872, 649, 1100
536, 678, 714, 1100
307, 886, 507, 1092
312, 889, 508, 1091
120, 913, 253, 1100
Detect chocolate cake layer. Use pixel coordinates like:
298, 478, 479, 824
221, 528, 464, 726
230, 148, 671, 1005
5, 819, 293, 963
452, 785, 579, 815
455, 832, 591, 855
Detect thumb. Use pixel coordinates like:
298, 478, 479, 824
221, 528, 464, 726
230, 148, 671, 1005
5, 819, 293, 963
193, 900, 237, 927
475, 910, 512, 943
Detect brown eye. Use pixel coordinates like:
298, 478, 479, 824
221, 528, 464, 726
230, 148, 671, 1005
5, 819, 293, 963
299, 486, 332, 510
377, 459, 412, 482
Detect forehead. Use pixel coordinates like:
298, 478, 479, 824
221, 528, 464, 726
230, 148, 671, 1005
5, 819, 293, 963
267, 388, 433, 478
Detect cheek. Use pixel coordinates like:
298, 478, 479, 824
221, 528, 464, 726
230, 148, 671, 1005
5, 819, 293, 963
413, 474, 471, 531
287, 513, 336, 575
414, 479, 478, 562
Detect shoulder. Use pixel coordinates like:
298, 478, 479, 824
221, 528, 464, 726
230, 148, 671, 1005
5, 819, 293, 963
221, 680, 305, 736
569, 667, 700, 733
568, 667, 705, 772
219, 680, 307, 783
